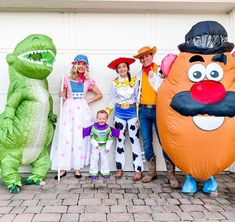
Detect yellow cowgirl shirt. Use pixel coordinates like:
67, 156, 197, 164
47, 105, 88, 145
106, 76, 138, 115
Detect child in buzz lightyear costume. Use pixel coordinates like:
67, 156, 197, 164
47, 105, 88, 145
83, 110, 119, 179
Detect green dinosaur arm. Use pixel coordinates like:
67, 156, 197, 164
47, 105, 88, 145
43, 79, 57, 124
48, 95, 57, 124
49, 93, 53, 113
4, 81, 18, 118
1, 89, 24, 138
4, 89, 24, 119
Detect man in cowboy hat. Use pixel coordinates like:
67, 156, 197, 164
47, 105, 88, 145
134, 46, 179, 188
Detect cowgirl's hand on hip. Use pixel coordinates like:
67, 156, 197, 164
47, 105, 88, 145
135, 119, 139, 128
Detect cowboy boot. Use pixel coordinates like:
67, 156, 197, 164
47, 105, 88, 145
165, 159, 180, 188
141, 155, 157, 183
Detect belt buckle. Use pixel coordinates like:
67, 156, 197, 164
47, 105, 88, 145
147, 105, 153, 108
120, 103, 129, 109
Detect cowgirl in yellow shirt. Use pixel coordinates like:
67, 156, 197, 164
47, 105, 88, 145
106, 57, 143, 181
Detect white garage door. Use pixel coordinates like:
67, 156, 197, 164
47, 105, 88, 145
0, 11, 232, 172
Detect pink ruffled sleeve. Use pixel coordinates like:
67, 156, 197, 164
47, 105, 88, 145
87, 77, 96, 90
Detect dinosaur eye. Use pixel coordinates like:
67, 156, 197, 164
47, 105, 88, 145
188, 64, 206, 82
206, 63, 223, 81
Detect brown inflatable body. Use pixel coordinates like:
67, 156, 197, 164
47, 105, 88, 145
157, 52, 235, 180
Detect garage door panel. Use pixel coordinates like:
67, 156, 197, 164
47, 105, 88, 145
153, 14, 228, 51
73, 13, 148, 50
0, 12, 66, 49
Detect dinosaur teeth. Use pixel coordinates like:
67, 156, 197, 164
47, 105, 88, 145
17, 49, 55, 67
17, 56, 53, 67
23, 49, 55, 57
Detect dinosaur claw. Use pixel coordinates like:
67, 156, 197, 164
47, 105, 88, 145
23, 177, 34, 185
9, 185, 20, 194
23, 177, 44, 187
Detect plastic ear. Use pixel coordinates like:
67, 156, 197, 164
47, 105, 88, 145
232, 51, 235, 59
159, 54, 177, 78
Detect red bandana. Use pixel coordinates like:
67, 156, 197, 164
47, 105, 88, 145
142, 63, 154, 76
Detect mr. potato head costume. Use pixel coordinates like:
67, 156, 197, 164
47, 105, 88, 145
157, 21, 235, 196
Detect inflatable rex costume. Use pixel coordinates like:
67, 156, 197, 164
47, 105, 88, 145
0, 34, 57, 193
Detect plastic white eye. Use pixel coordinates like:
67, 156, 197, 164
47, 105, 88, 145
188, 64, 206, 82
206, 63, 223, 81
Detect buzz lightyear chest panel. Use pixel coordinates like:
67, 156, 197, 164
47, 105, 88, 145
91, 127, 111, 146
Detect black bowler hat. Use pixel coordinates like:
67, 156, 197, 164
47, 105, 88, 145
178, 21, 234, 54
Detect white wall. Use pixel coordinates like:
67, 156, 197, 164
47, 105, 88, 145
0, 11, 233, 172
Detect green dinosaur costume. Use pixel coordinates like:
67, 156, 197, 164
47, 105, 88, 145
0, 34, 57, 193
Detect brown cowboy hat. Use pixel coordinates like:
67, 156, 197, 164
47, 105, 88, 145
133, 46, 157, 59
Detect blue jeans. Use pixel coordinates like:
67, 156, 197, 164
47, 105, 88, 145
138, 106, 170, 161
